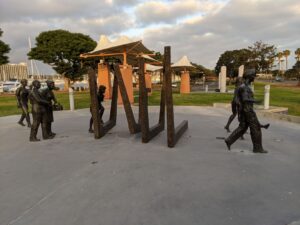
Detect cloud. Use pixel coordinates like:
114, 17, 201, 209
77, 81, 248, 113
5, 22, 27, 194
1, 0, 300, 74
0, 0, 133, 22
142, 0, 300, 68
134, 0, 225, 25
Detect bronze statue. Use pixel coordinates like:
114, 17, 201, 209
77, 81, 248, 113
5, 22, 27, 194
41, 80, 57, 138
89, 85, 106, 133
224, 77, 243, 133
16, 79, 31, 127
225, 69, 269, 153
29, 80, 51, 142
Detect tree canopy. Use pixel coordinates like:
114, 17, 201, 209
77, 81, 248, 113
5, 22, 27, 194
284, 61, 300, 80
215, 41, 277, 76
191, 62, 215, 78
0, 28, 11, 65
28, 29, 97, 81
215, 49, 251, 77
248, 41, 276, 72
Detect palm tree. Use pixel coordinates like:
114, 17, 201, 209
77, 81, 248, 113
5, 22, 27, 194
267, 57, 275, 73
295, 48, 300, 62
283, 50, 290, 71
277, 52, 283, 74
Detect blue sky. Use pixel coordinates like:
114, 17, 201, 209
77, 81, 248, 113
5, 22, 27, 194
0, 0, 299, 74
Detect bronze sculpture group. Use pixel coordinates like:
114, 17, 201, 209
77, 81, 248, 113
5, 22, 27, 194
16, 79, 58, 142
15, 46, 269, 153
224, 69, 270, 153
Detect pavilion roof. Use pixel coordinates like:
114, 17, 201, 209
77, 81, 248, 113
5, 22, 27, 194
145, 64, 163, 72
83, 35, 152, 57
171, 55, 195, 69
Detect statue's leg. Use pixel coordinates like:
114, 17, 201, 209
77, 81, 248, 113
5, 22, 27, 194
30, 112, 40, 141
23, 104, 31, 127
99, 104, 105, 123
225, 119, 248, 150
224, 113, 236, 132
42, 111, 52, 140
89, 117, 93, 133
224, 102, 237, 132
25, 113, 31, 127
246, 112, 267, 153
18, 105, 26, 126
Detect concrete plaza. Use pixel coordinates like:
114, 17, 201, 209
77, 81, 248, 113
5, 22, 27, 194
0, 106, 299, 225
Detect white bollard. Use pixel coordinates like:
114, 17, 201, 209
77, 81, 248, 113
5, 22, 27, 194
205, 85, 208, 92
238, 65, 244, 77
220, 66, 227, 93
69, 87, 75, 111
264, 85, 270, 110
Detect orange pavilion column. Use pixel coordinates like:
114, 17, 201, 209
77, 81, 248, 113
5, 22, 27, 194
118, 65, 134, 104
145, 72, 152, 95
97, 63, 112, 99
180, 71, 190, 94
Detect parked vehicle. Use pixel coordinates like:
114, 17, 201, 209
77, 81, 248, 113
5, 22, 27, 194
2, 81, 20, 92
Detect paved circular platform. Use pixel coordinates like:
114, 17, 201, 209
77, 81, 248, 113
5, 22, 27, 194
0, 106, 299, 225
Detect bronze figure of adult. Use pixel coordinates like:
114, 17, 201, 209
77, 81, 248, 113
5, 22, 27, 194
29, 80, 51, 142
16, 79, 31, 127
224, 77, 243, 133
41, 80, 57, 138
89, 85, 106, 133
225, 69, 269, 153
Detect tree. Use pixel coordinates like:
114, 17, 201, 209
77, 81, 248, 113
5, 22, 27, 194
28, 29, 97, 83
295, 48, 300, 62
215, 49, 251, 77
152, 51, 163, 62
283, 49, 290, 71
248, 41, 277, 73
276, 52, 283, 74
0, 28, 11, 65
191, 62, 215, 79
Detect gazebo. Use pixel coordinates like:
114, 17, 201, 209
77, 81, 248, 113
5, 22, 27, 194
171, 55, 195, 94
80, 35, 152, 104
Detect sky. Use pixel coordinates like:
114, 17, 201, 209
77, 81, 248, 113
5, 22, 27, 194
0, 0, 300, 74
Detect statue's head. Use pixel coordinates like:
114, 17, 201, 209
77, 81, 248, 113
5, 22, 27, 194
20, 79, 27, 86
46, 80, 55, 90
235, 77, 244, 87
243, 68, 256, 82
32, 80, 41, 89
98, 85, 106, 93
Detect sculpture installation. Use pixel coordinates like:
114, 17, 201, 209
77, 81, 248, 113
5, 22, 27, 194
29, 80, 51, 142
16, 79, 31, 127
225, 69, 268, 153
85, 46, 188, 147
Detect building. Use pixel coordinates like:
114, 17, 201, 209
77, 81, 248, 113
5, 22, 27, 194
0, 63, 29, 81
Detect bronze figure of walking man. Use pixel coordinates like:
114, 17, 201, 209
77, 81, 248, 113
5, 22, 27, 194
16, 79, 31, 127
225, 69, 269, 153
29, 80, 51, 142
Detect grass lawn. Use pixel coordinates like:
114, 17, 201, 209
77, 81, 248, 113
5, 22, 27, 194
0, 91, 91, 117
0, 82, 299, 117
137, 82, 300, 116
